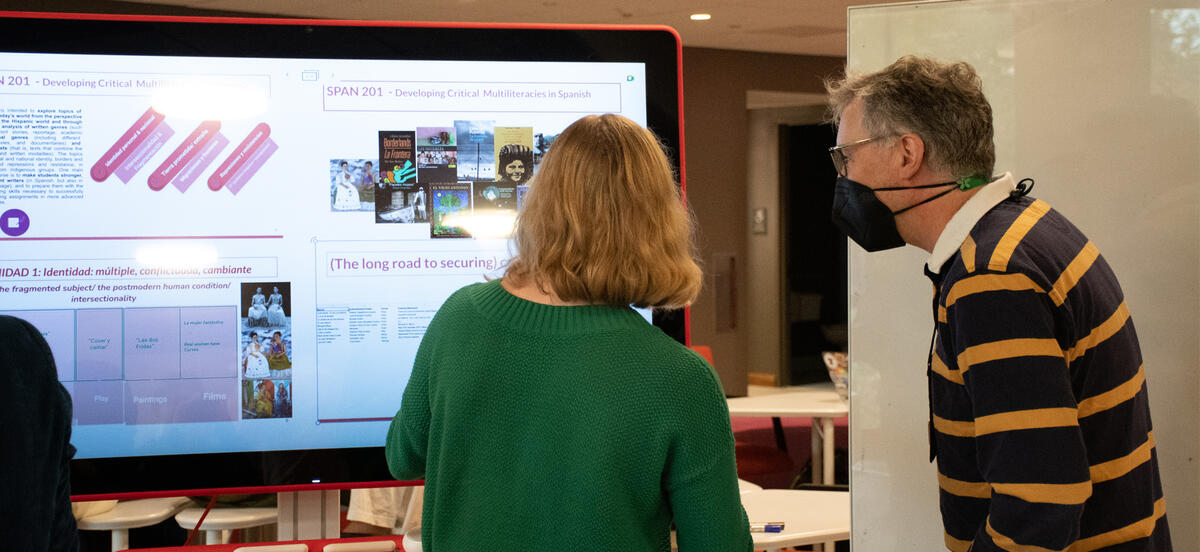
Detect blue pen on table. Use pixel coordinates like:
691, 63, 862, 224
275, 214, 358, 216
750, 521, 785, 533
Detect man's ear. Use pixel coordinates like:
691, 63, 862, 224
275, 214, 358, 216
896, 133, 925, 179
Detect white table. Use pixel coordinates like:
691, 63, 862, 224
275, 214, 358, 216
175, 506, 278, 545
726, 383, 848, 485
737, 478, 763, 495
76, 497, 193, 551
669, 489, 848, 552
741, 489, 849, 552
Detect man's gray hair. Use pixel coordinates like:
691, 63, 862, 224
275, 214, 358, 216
826, 56, 995, 180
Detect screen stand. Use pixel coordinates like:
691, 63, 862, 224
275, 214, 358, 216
277, 490, 340, 540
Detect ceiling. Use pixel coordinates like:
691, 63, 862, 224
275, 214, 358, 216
93, 0, 898, 57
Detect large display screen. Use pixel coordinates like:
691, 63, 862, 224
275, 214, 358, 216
0, 13, 684, 498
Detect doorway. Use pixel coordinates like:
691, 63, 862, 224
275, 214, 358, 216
779, 123, 846, 385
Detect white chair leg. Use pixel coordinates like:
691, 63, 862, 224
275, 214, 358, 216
111, 528, 129, 552
811, 419, 823, 485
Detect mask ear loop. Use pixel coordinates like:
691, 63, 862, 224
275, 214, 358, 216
890, 182, 959, 216
873, 181, 959, 192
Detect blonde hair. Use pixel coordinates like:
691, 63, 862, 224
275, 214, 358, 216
504, 114, 701, 309
826, 56, 995, 180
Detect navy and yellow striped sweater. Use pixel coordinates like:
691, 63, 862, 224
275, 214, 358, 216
926, 194, 1171, 551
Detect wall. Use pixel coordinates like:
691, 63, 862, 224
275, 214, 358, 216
681, 47, 843, 395
4, 0, 278, 17
848, 1, 1199, 550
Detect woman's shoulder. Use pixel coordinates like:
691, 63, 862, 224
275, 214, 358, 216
443, 280, 496, 306
426, 280, 497, 323
617, 331, 720, 384
618, 338, 730, 418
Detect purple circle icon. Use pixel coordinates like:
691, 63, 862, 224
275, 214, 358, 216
1, 209, 30, 237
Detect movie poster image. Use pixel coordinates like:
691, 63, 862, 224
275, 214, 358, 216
379, 130, 416, 186
377, 183, 430, 224
416, 126, 457, 183
376, 131, 422, 224
473, 180, 516, 218
455, 120, 494, 182
328, 158, 375, 212
516, 184, 530, 210
533, 131, 560, 172
494, 126, 534, 186
430, 182, 472, 238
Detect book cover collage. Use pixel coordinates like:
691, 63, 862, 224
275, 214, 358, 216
373, 121, 548, 238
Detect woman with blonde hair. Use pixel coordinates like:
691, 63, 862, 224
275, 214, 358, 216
387, 114, 751, 551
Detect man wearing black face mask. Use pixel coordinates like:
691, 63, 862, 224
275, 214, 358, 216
825, 56, 1171, 552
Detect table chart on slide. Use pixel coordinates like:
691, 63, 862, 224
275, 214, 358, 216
3, 306, 241, 425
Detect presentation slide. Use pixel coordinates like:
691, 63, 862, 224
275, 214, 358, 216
0, 51, 648, 459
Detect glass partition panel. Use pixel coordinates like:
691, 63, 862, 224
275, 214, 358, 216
847, 1, 1198, 549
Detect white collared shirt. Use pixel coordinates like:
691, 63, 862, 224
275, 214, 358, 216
925, 172, 1018, 274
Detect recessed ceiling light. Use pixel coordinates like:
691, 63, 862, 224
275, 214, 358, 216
690, 13, 712, 21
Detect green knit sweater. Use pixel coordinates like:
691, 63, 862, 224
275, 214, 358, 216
386, 279, 751, 552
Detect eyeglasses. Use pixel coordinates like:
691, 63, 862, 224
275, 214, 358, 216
828, 136, 890, 177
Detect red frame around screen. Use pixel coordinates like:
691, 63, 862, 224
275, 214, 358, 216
0, 10, 689, 499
